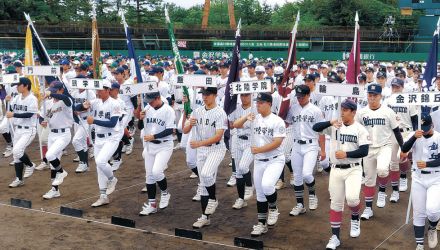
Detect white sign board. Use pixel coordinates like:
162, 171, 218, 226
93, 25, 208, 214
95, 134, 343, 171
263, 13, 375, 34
69, 78, 103, 90
170, 74, 217, 87
232, 80, 271, 94
24, 66, 60, 76
316, 82, 366, 98
0, 74, 19, 84
119, 82, 158, 95
388, 92, 440, 106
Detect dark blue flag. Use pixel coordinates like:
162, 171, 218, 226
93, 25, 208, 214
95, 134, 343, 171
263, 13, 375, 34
422, 33, 438, 92
125, 26, 143, 84
223, 25, 240, 116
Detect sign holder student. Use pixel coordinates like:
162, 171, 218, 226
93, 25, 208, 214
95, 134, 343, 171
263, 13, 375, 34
316, 82, 366, 150
0, 73, 20, 140
387, 91, 440, 224
69, 78, 105, 147
24, 66, 60, 160
231, 79, 271, 145
171, 74, 218, 141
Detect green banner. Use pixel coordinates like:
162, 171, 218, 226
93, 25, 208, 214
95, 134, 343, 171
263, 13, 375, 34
212, 40, 310, 49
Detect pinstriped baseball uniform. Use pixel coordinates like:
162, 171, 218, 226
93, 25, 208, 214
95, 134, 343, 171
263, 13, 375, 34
229, 104, 256, 178
191, 105, 227, 196
72, 89, 96, 153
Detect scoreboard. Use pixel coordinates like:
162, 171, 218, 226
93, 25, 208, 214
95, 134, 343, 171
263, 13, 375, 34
400, 0, 440, 15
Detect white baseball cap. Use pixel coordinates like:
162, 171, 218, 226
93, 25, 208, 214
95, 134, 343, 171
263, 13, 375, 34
310, 64, 318, 70
102, 79, 111, 88
274, 66, 284, 75
320, 64, 328, 68
255, 65, 265, 72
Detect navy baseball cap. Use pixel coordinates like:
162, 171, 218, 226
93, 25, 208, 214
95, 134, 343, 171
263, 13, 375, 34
303, 74, 315, 81
367, 83, 382, 94
395, 69, 406, 77
121, 64, 129, 70
48, 81, 65, 93
421, 114, 433, 132
390, 78, 404, 87
111, 83, 120, 89
295, 85, 311, 97
13, 61, 23, 67
200, 87, 217, 95
341, 99, 357, 111
254, 92, 272, 103
145, 91, 160, 103
358, 73, 367, 81
365, 67, 374, 72
115, 67, 125, 74
60, 59, 70, 65
11, 77, 31, 87
247, 63, 256, 68
143, 60, 151, 66
376, 71, 386, 78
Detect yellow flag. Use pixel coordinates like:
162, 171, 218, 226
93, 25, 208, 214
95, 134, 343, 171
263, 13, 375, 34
25, 24, 40, 101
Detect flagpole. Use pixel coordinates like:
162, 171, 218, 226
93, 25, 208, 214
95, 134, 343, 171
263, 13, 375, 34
24, 13, 53, 66
353, 11, 359, 83
165, 6, 192, 118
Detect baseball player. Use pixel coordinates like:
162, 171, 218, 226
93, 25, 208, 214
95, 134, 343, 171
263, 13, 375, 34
181, 85, 205, 200
109, 83, 127, 172
383, 78, 418, 197
355, 83, 404, 219
7, 78, 38, 187
114, 67, 136, 156
138, 92, 175, 215
228, 93, 255, 209
71, 77, 96, 173
39, 81, 73, 199
182, 87, 227, 229
78, 80, 120, 207
401, 114, 439, 250
1, 68, 19, 159
233, 92, 286, 236
286, 85, 326, 216
313, 99, 371, 250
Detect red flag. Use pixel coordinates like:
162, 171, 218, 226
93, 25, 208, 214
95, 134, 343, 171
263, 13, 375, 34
278, 12, 299, 120
346, 12, 360, 84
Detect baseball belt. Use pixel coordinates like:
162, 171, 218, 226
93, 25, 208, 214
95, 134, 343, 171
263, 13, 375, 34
294, 139, 314, 145
258, 155, 279, 162
51, 128, 67, 133
332, 162, 360, 169
96, 133, 112, 138
238, 135, 249, 140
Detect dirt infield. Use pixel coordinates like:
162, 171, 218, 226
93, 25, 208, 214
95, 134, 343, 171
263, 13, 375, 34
0, 136, 419, 249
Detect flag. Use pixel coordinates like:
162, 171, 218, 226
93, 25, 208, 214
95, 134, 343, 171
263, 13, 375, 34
24, 24, 40, 101
91, 5, 101, 79
24, 13, 60, 86
346, 12, 361, 84
121, 11, 142, 83
223, 19, 241, 116
177, 40, 187, 48
422, 20, 439, 92
278, 12, 299, 120
165, 7, 191, 115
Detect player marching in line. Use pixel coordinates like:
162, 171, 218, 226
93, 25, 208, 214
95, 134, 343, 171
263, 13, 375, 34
39, 81, 73, 199
382, 78, 418, 198
1, 67, 20, 162
181, 83, 205, 200
108, 83, 127, 172
182, 87, 228, 229
77, 80, 120, 207
401, 114, 439, 250
7, 78, 38, 187
114, 67, 136, 157
355, 83, 404, 219
286, 85, 326, 216
138, 91, 175, 215
228, 93, 255, 209
313, 99, 371, 250
234, 92, 286, 236
71, 75, 96, 173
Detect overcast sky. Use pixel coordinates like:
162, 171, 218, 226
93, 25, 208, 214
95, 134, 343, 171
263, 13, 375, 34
163, 0, 297, 9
